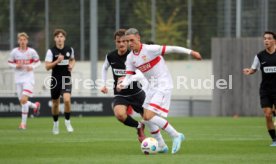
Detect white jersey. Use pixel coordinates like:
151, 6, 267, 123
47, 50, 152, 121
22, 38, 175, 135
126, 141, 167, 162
125, 44, 173, 91
8, 47, 40, 84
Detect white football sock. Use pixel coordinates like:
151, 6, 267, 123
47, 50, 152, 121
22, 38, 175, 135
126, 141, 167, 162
144, 120, 166, 147
27, 101, 36, 109
21, 103, 29, 124
149, 115, 179, 138
54, 121, 59, 125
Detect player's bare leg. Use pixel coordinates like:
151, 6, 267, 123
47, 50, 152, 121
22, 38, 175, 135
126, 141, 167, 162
143, 120, 168, 153
114, 105, 145, 142
264, 108, 276, 146
143, 109, 185, 154
272, 106, 276, 126
63, 93, 73, 133
18, 95, 29, 130
52, 98, 60, 134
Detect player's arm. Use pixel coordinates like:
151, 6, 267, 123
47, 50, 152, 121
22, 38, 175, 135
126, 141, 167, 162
165, 46, 202, 60
68, 58, 75, 72
45, 50, 64, 71
131, 70, 145, 82
8, 51, 17, 69
243, 55, 259, 75
117, 74, 133, 91
243, 68, 257, 75
68, 48, 75, 72
8, 61, 17, 69
32, 60, 41, 69
101, 55, 110, 94
8, 50, 23, 69
26, 49, 41, 71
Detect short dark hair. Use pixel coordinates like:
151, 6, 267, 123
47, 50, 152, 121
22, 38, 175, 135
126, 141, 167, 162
53, 28, 67, 37
264, 31, 276, 40
113, 29, 126, 40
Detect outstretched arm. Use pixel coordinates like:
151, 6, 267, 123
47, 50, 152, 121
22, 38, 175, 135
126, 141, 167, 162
165, 46, 202, 60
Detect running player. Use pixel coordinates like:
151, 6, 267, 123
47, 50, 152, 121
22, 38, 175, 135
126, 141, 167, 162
117, 28, 202, 154
243, 31, 276, 146
45, 29, 75, 135
101, 29, 168, 152
8, 32, 41, 130
101, 29, 147, 143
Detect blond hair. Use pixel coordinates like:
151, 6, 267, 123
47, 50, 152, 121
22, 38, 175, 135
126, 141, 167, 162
17, 32, 29, 39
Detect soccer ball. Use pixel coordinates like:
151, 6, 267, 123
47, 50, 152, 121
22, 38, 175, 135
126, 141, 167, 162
141, 137, 158, 155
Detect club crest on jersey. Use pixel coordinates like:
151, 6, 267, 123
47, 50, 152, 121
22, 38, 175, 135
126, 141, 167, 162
142, 55, 147, 62
66, 52, 70, 57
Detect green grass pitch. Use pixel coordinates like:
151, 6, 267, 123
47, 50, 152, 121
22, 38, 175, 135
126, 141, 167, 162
0, 116, 276, 164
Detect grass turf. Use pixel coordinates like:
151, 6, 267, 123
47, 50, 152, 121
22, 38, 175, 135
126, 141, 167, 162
0, 116, 275, 164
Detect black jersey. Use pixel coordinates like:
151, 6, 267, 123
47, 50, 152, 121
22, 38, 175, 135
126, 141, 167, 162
106, 49, 142, 96
50, 45, 74, 77
256, 50, 276, 92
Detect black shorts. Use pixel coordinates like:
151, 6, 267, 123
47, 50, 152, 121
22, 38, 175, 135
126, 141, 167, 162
260, 90, 276, 108
112, 90, 145, 114
51, 76, 72, 99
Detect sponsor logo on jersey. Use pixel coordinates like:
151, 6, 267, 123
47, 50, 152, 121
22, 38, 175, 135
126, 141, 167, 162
57, 59, 69, 65
137, 56, 161, 72
66, 52, 70, 57
264, 66, 276, 73
15, 59, 33, 64
113, 69, 126, 76
138, 63, 151, 72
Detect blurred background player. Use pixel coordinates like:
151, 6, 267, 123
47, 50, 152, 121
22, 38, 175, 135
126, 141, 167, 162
100, 29, 147, 143
8, 32, 41, 130
243, 31, 276, 146
45, 29, 75, 135
118, 28, 202, 154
